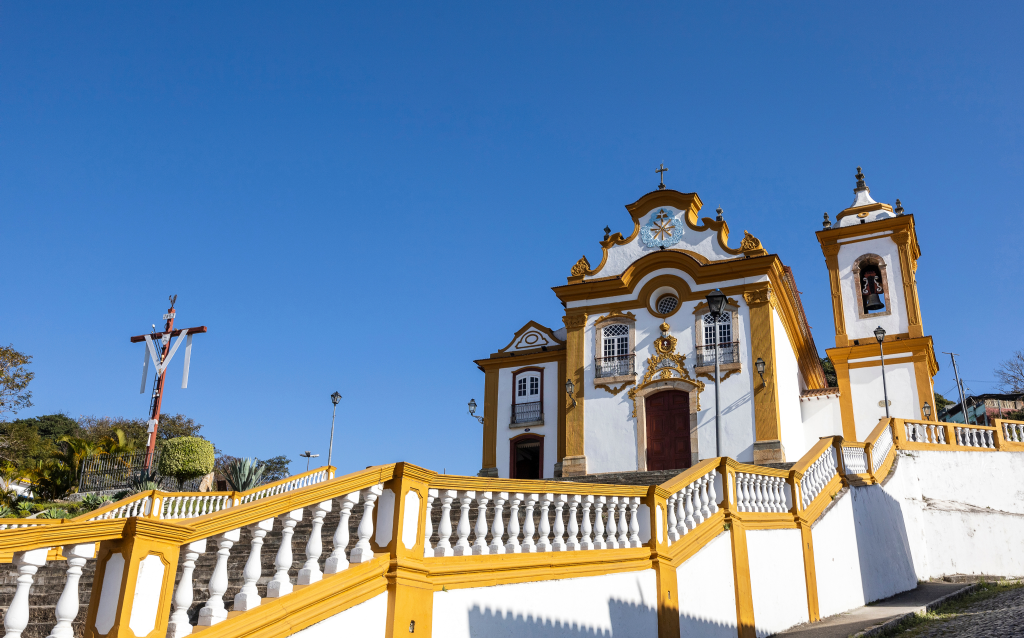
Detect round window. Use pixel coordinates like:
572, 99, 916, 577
656, 294, 679, 315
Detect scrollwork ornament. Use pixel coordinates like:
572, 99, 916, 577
570, 256, 591, 277
627, 333, 705, 417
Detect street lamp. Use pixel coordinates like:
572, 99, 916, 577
922, 402, 932, 420
467, 399, 485, 425
755, 358, 766, 388
299, 451, 320, 472
327, 391, 341, 470
706, 289, 727, 456
874, 326, 890, 418
565, 377, 576, 408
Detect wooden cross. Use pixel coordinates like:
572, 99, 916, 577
130, 296, 207, 469
656, 163, 668, 190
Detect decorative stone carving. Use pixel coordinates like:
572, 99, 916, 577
740, 231, 768, 256
628, 323, 705, 417
743, 288, 771, 306
570, 256, 591, 277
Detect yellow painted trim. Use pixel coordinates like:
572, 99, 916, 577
481, 368, 498, 472
748, 289, 782, 443
800, 523, 820, 622
563, 312, 587, 464
728, 516, 757, 638
430, 474, 649, 497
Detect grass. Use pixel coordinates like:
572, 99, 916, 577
872, 580, 1023, 637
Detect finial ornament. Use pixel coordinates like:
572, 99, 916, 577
603, 226, 611, 241
823, 212, 832, 229
894, 199, 904, 215
656, 163, 668, 190
570, 255, 591, 277
855, 166, 867, 190
716, 207, 723, 221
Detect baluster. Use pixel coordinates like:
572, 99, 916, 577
47, 544, 93, 638
565, 495, 581, 551
700, 476, 712, 520
708, 471, 719, 514
986, 430, 995, 448
955, 427, 963, 446
684, 485, 697, 530
536, 493, 553, 552
423, 489, 437, 558
199, 529, 240, 625
939, 426, 947, 444
299, 500, 332, 584
350, 485, 383, 563
432, 490, 457, 558
775, 477, 785, 512
627, 497, 641, 548
764, 477, 775, 512
268, 509, 303, 597
168, 540, 205, 638
453, 490, 475, 556
489, 492, 507, 555
666, 493, 679, 543
604, 496, 618, 548
326, 491, 361, 572
551, 494, 567, 551
233, 518, 273, 612
593, 497, 607, 549
675, 489, 688, 537
521, 494, 538, 553
471, 492, 491, 556
579, 495, 594, 550
754, 476, 766, 512
768, 476, 779, 512
735, 475, 746, 513
617, 497, 629, 547
505, 493, 523, 554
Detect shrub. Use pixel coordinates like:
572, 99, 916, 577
158, 437, 214, 489
38, 507, 70, 519
222, 457, 266, 492
0, 504, 13, 518
80, 493, 112, 512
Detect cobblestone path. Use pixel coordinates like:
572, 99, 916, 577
908, 585, 1024, 637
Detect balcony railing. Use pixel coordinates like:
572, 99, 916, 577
695, 342, 740, 367
512, 400, 543, 424
596, 353, 635, 378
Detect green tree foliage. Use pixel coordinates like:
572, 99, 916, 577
820, 357, 838, 388
8, 414, 81, 440
78, 413, 206, 449
0, 419, 54, 469
158, 437, 215, 488
222, 457, 266, 491
0, 344, 33, 418
934, 392, 955, 414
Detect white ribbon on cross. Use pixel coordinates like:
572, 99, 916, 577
139, 330, 194, 393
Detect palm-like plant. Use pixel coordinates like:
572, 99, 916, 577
222, 457, 266, 492
38, 507, 70, 519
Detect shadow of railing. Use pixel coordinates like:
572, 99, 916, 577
466, 597, 659, 637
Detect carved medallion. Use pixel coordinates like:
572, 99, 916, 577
640, 209, 684, 249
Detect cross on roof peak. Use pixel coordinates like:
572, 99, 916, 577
656, 163, 668, 190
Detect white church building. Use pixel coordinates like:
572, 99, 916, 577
473, 168, 937, 478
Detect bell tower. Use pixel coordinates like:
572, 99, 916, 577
817, 168, 938, 441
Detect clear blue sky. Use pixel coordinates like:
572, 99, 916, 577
3, 3, 1022, 476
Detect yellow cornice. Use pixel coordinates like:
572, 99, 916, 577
474, 349, 566, 370
816, 213, 921, 261
826, 335, 938, 376
835, 201, 892, 221
429, 474, 649, 497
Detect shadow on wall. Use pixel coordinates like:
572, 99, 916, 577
679, 613, 738, 638
467, 598, 658, 638
851, 483, 919, 602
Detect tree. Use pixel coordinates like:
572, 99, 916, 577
78, 413, 209, 450
934, 392, 955, 414
261, 455, 292, 483
820, 357, 838, 388
996, 350, 1024, 394
0, 419, 54, 470
0, 345, 33, 418
158, 436, 215, 489
7, 414, 81, 441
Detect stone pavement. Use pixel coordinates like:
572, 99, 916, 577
775, 582, 966, 638
909, 585, 1024, 637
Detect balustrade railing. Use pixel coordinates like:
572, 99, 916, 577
595, 354, 635, 378
1002, 419, 1024, 443
900, 420, 999, 451
870, 425, 895, 473
511, 401, 543, 425
734, 472, 790, 513
694, 342, 740, 367
663, 465, 720, 545
954, 425, 996, 449
904, 421, 946, 444
841, 446, 869, 475
797, 445, 837, 509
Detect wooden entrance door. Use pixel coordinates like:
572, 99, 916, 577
645, 390, 692, 471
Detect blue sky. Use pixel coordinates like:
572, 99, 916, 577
2, 3, 1022, 476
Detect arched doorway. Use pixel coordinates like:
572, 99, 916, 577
645, 390, 692, 471
510, 433, 543, 479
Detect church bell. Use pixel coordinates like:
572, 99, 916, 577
863, 293, 884, 311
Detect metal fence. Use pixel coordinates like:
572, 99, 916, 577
78, 450, 201, 493
695, 342, 740, 367
511, 400, 543, 425
596, 353, 635, 378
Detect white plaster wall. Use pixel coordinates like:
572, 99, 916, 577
584, 297, 756, 472
849, 359, 920, 440
800, 396, 843, 450
431, 569, 658, 638
772, 309, 806, 461
747, 528, 809, 636
837, 235, 907, 340
287, 591, 387, 638
676, 531, 738, 638
882, 450, 1024, 580
588, 207, 735, 280
496, 361, 560, 479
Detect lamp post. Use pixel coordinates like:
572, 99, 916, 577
706, 289, 727, 456
328, 391, 341, 470
755, 357, 766, 388
467, 398, 485, 425
565, 378, 576, 409
923, 402, 932, 421
299, 451, 319, 472
874, 326, 890, 418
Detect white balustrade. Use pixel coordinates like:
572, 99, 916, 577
666, 493, 679, 543
617, 497, 630, 548
350, 485, 382, 564
168, 539, 206, 638
471, 492, 491, 556
198, 529, 240, 626
871, 426, 895, 472
267, 509, 303, 597
662, 468, 720, 546
298, 501, 332, 585
1004, 421, 1024, 443
592, 496, 607, 549
423, 490, 437, 558
536, 494, 553, 552
504, 493, 522, 554
161, 494, 232, 520
565, 495, 581, 551
579, 495, 594, 550
955, 426, 995, 449
800, 447, 837, 508
734, 473, 789, 513
87, 495, 152, 521
604, 496, 618, 549
842, 446, 868, 474
627, 497, 641, 548
46, 544, 94, 638
551, 494, 567, 551
5, 548, 49, 638
234, 519, 273, 612
521, 494, 538, 553
453, 491, 475, 556
489, 492, 507, 555
239, 469, 330, 505
326, 491, 361, 572
433, 490, 457, 558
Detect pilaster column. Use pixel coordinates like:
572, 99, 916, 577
821, 244, 847, 347
478, 368, 499, 477
745, 287, 784, 463
892, 230, 923, 338
561, 312, 588, 476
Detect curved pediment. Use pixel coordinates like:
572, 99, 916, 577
498, 321, 565, 354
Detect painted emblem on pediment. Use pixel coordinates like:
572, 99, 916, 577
640, 209, 684, 249
513, 329, 552, 350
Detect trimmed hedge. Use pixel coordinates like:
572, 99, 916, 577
158, 437, 215, 486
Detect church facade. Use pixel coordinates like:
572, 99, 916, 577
473, 168, 936, 478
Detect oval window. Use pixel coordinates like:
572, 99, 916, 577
656, 294, 679, 315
